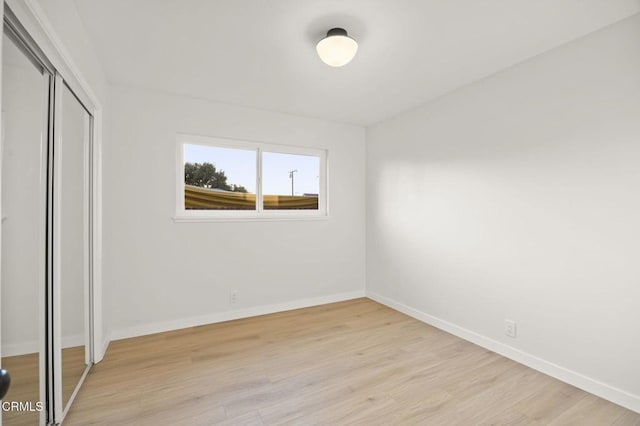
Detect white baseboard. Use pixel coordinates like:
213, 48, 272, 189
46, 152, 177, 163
2, 341, 38, 357
96, 332, 111, 364
366, 290, 640, 414
2, 334, 84, 357
62, 334, 85, 349
110, 290, 366, 341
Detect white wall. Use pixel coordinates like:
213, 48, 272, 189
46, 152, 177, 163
105, 85, 366, 338
35, 0, 108, 103
367, 14, 640, 412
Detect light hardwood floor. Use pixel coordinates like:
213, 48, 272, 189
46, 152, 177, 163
1, 353, 39, 426
2, 346, 86, 426
65, 299, 639, 425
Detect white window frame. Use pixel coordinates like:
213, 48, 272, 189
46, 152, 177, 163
174, 134, 328, 222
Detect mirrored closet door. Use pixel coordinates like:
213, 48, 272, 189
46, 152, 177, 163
1, 23, 50, 426
54, 81, 93, 420
1, 6, 95, 425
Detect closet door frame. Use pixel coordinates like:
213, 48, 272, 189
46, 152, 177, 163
1, 1, 104, 424
51, 74, 94, 424
1, 0, 105, 365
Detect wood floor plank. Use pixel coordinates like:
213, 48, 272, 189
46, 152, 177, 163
548, 394, 640, 426
62, 298, 639, 425
1, 346, 87, 426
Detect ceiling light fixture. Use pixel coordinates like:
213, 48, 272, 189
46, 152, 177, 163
316, 28, 358, 67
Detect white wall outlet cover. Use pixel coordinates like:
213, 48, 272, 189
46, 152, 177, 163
505, 320, 517, 338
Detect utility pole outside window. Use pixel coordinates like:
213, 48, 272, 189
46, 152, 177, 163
289, 169, 298, 196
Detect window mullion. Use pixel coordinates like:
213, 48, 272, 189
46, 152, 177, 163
257, 147, 263, 213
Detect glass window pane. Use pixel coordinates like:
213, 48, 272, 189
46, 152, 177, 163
184, 144, 256, 210
262, 152, 320, 210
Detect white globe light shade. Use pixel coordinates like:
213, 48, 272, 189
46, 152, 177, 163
316, 28, 358, 67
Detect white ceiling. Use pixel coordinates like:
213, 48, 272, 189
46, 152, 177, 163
74, 0, 639, 126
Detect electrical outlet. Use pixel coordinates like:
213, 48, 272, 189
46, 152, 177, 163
230, 291, 238, 304
505, 319, 517, 338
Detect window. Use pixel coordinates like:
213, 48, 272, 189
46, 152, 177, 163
183, 144, 257, 211
262, 152, 320, 210
176, 134, 327, 220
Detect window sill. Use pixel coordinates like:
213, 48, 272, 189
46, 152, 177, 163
172, 214, 330, 223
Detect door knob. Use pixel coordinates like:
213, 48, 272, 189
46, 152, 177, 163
0, 369, 10, 400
